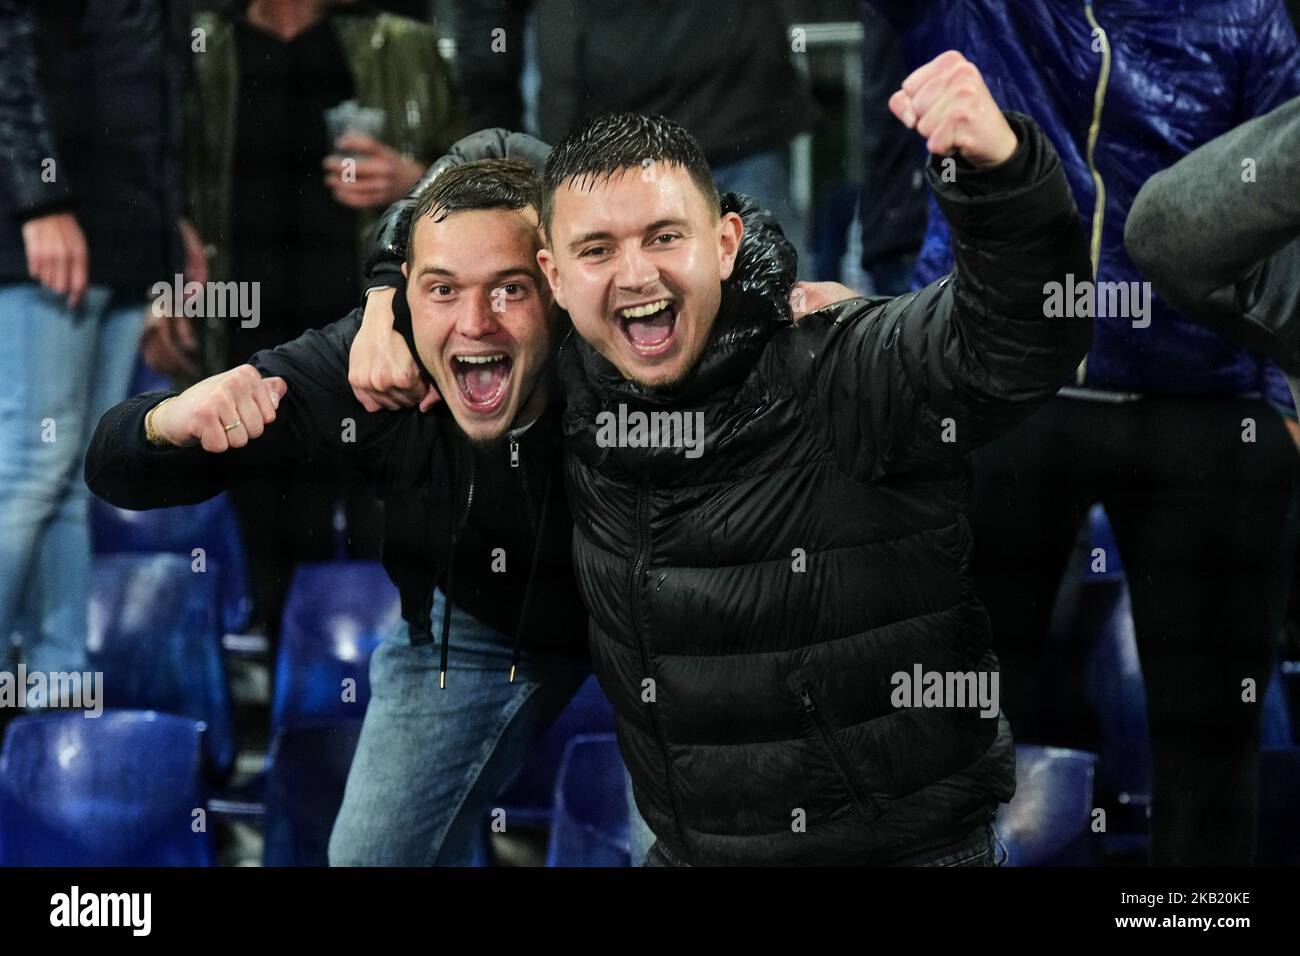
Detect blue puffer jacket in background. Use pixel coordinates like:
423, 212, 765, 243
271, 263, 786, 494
877, 0, 1300, 406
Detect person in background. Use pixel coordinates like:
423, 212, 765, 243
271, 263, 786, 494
854, 0, 926, 296
876, 0, 1300, 865
453, 0, 818, 266
1127, 97, 1300, 452
141, 0, 460, 641
0, 0, 193, 708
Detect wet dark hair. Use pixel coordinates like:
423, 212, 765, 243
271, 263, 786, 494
406, 158, 542, 266
540, 112, 721, 238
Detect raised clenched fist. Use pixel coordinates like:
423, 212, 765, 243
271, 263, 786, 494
150, 364, 288, 453
888, 50, 1018, 169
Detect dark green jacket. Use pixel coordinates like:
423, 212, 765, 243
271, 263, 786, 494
187, 8, 460, 375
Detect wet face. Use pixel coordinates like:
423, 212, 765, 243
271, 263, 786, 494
403, 206, 556, 444
537, 165, 743, 389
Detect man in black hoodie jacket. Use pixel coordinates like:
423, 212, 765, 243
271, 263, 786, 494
86, 158, 596, 865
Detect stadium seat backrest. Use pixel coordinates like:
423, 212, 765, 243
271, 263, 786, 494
545, 733, 630, 867
995, 744, 1097, 867
91, 494, 252, 635
0, 710, 213, 866
272, 562, 401, 731
88, 553, 235, 777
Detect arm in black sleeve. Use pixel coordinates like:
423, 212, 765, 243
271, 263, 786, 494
816, 112, 1093, 480
362, 128, 552, 288
0, 0, 73, 220
86, 312, 423, 509
1126, 95, 1300, 375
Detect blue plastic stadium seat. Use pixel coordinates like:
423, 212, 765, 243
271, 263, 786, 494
1086, 504, 1124, 578
1261, 659, 1294, 747
262, 719, 363, 866
1258, 746, 1300, 865
1080, 573, 1150, 842
0, 710, 213, 866
496, 674, 616, 828
91, 493, 251, 636
88, 553, 235, 777
271, 562, 401, 731
1281, 661, 1300, 744
994, 745, 1098, 866
545, 733, 630, 867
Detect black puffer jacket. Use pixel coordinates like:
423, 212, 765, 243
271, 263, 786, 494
558, 113, 1092, 865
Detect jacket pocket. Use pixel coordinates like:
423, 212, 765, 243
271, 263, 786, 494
789, 673, 889, 824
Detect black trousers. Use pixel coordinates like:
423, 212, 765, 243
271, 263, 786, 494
970, 394, 1299, 865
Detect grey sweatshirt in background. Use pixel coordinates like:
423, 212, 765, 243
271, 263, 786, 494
1125, 95, 1300, 393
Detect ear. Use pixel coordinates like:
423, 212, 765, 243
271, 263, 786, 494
536, 247, 567, 311
717, 211, 744, 281
401, 261, 409, 279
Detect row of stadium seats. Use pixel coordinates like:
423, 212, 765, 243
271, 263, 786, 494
2, 487, 1297, 864
10, 705, 1292, 868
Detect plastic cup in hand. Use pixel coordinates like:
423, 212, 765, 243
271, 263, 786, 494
324, 100, 386, 157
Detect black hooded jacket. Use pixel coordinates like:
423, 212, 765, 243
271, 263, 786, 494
556, 112, 1092, 864
83, 304, 586, 672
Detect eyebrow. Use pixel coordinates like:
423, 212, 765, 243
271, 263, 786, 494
414, 264, 540, 282
567, 218, 691, 254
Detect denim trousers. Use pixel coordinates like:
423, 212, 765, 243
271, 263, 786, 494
0, 282, 144, 676
329, 589, 656, 865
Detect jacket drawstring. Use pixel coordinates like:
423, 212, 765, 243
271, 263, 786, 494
438, 453, 461, 689
439, 526, 456, 689
508, 470, 553, 683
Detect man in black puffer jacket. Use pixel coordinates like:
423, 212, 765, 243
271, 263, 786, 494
532, 51, 1093, 866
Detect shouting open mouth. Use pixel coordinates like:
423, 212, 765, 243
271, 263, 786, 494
451, 351, 513, 414
617, 298, 677, 358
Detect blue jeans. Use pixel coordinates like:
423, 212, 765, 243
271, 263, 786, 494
329, 589, 652, 865
0, 282, 144, 676
642, 822, 1008, 867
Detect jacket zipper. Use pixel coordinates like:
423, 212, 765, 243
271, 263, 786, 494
1077, 0, 1112, 386
514, 438, 539, 538
462, 460, 476, 524
798, 682, 884, 822
628, 480, 692, 854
